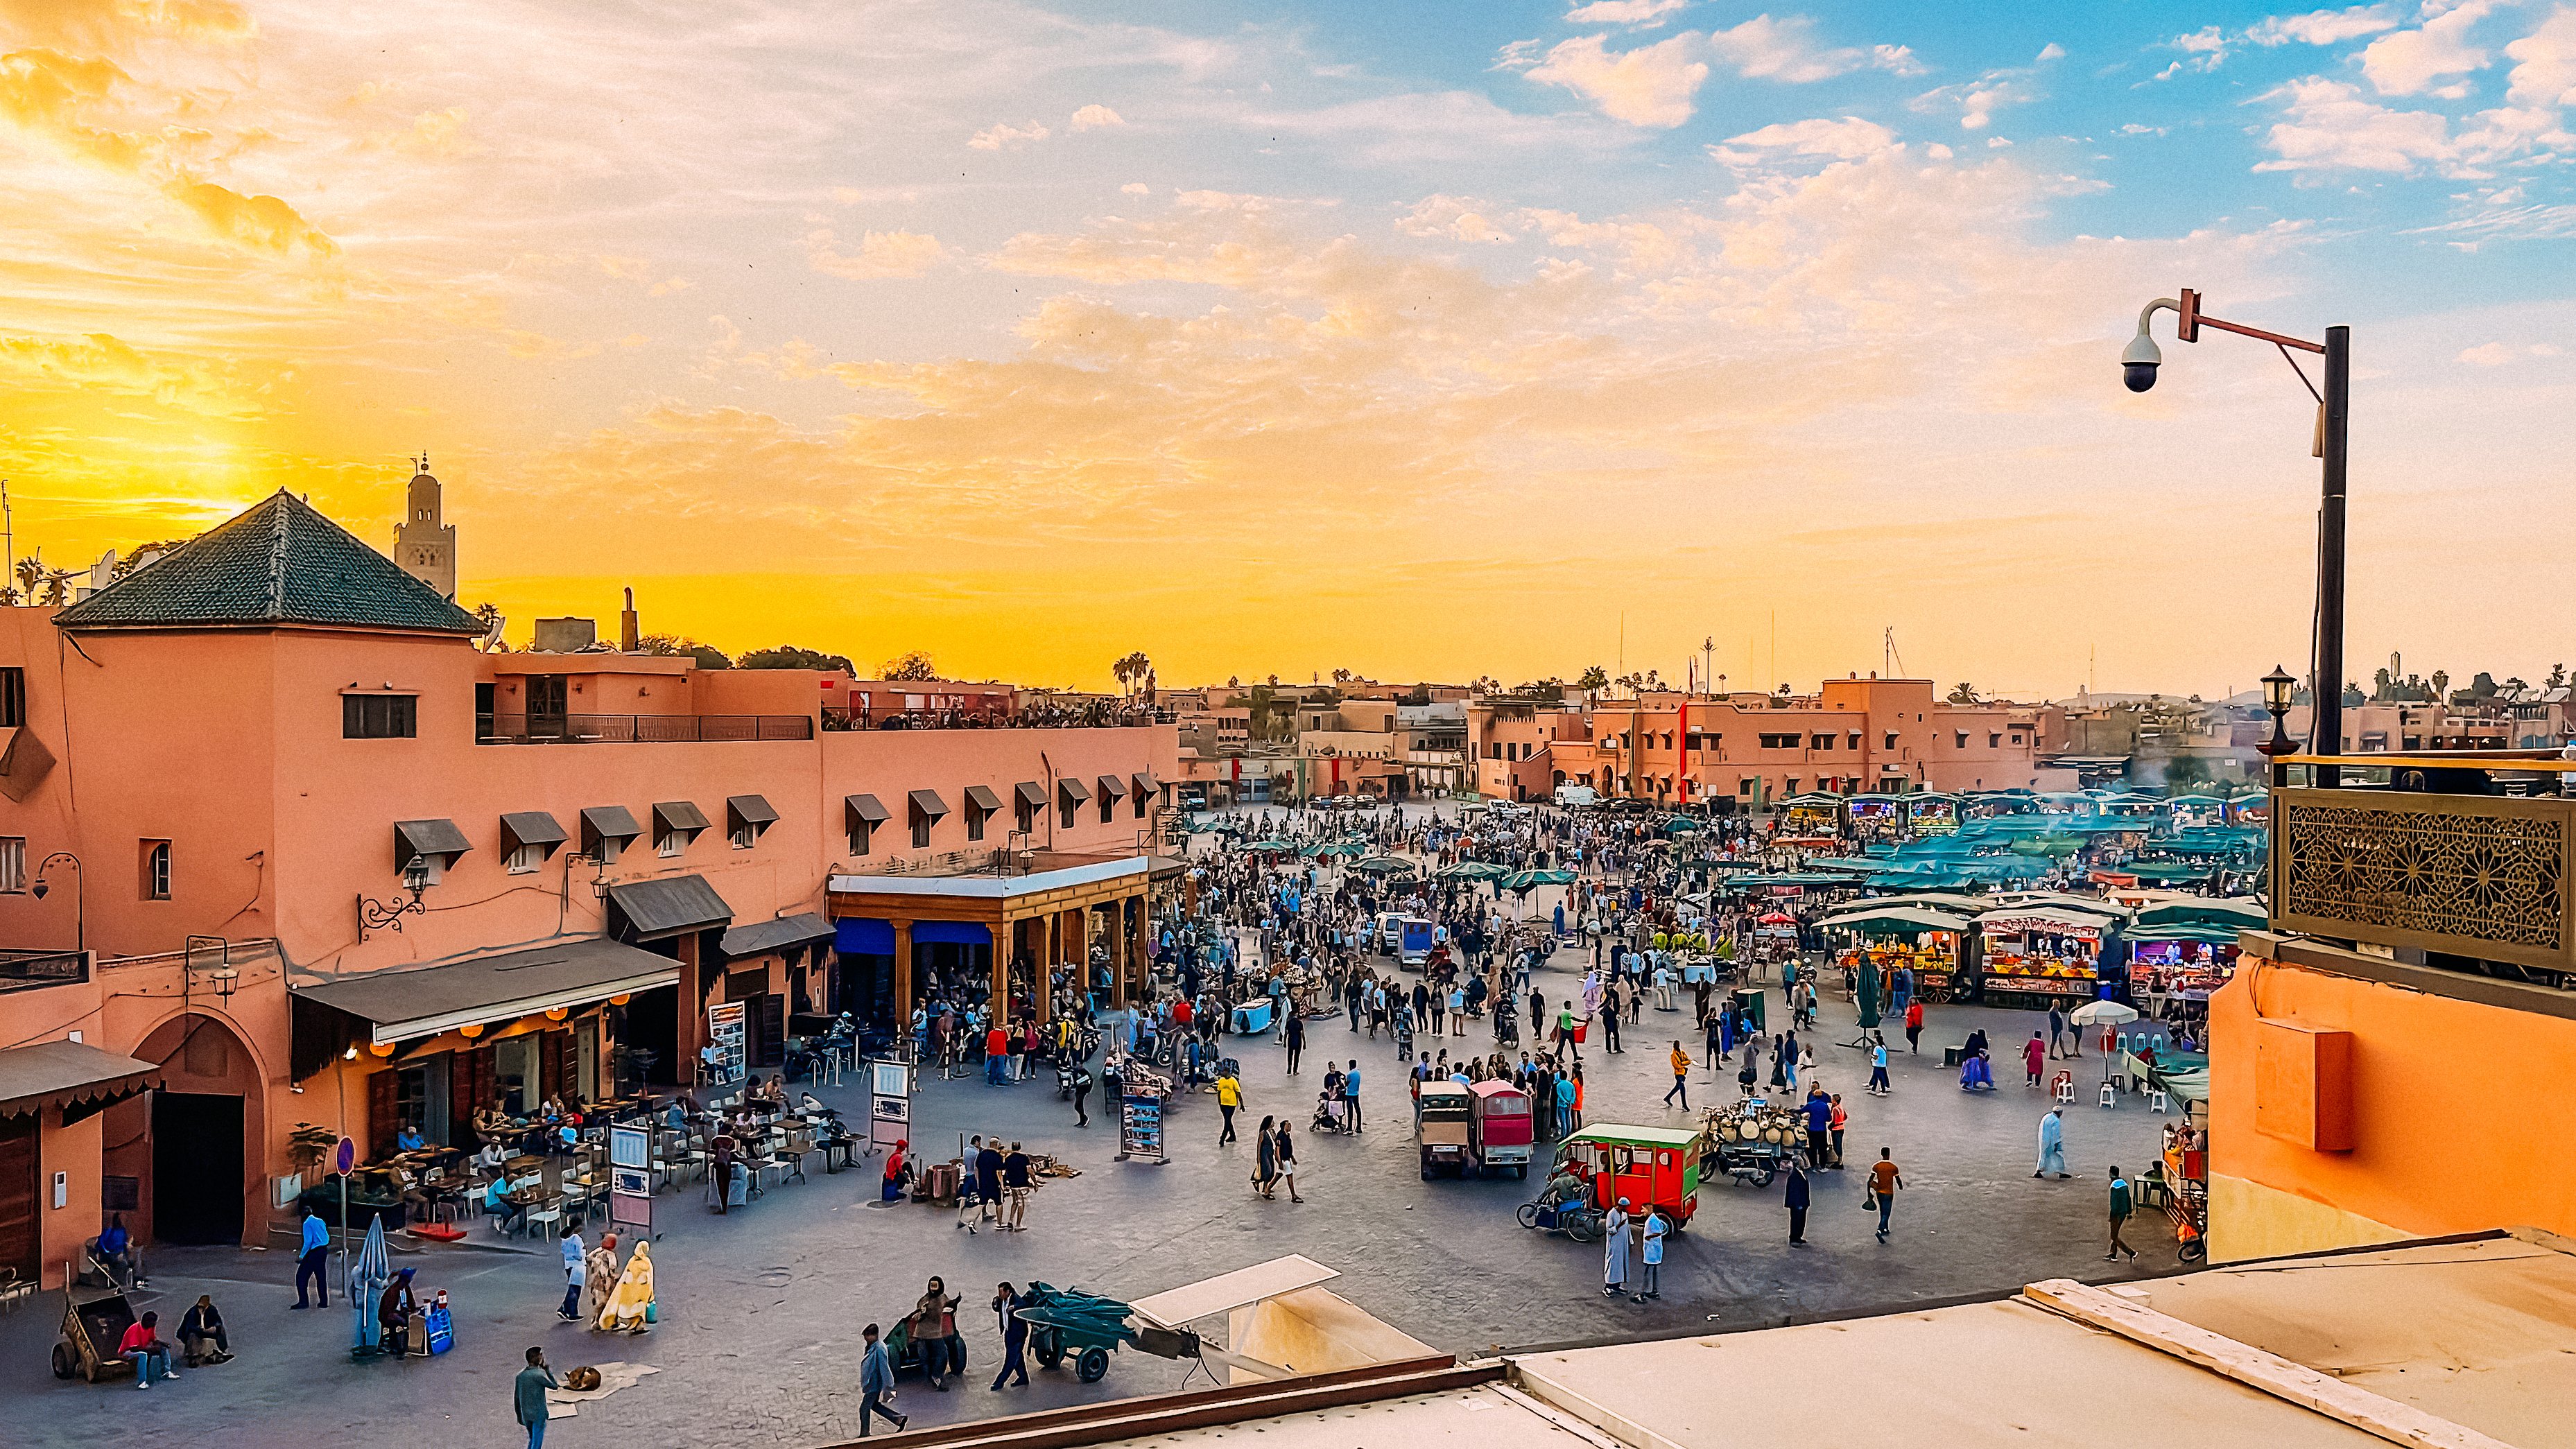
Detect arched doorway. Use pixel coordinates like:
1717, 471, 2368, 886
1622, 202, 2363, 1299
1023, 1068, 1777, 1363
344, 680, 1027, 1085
124, 1013, 262, 1247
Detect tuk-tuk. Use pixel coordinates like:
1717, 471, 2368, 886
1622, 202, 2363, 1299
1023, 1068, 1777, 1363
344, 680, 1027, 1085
1468, 1079, 1532, 1178
1559, 1124, 1704, 1228
1417, 1080, 1472, 1178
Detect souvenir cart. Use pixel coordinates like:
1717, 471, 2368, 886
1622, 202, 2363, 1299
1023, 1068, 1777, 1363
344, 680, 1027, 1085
1699, 1097, 1804, 1187
1969, 908, 2115, 1009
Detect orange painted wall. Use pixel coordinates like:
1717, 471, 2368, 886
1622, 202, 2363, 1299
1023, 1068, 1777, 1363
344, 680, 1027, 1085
2207, 955, 2576, 1246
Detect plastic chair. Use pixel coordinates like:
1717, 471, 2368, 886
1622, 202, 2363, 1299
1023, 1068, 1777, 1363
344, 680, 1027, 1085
2149, 1087, 2170, 1114
521, 1196, 564, 1240
2051, 1072, 2074, 1104
2098, 1080, 2118, 1109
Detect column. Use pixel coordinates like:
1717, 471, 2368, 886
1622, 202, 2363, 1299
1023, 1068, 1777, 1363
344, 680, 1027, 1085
1064, 908, 1087, 1006
1032, 914, 1053, 1027
1127, 890, 1149, 1006
892, 919, 915, 1028
991, 921, 1012, 1028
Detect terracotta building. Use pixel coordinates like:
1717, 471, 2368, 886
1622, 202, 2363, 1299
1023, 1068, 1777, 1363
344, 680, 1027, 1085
0, 489, 1173, 1268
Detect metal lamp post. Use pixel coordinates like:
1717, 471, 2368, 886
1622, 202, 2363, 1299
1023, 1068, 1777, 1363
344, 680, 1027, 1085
2123, 288, 2348, 788
30, 853, 83, 953
2259, 665, 2299, 788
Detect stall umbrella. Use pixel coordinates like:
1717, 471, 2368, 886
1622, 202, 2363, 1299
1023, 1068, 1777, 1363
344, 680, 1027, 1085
2068, 998, 2141, 1084
349, 1214, 390, 1360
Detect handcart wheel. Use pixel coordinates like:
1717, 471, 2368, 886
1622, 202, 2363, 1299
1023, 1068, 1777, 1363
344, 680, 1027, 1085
2179, 1237, 2206, 1263
51, 1341, 76, 1379
1566, 1211, 1602, 1244
1516, 1203, 1541, 1229
1076, 1346, 1110, 1382
1035, 1328, 1063, 1368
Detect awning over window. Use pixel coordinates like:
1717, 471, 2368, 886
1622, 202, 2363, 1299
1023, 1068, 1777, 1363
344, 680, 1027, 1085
1096, 774, 1127, 801
0, 1040, 161, 1122
652, 800, 709, 840
293, 937, 683, 1045
962, 784, 1003, 813
726, 794, 777, 838
908, 788, 949, 820
394, 818, 471, 871
1014, 781, 1047, 810
1132, 771, 1161, 801
500, 811, 568, 858
581, 805, 641, 856
846, 795, 890, 833
1058, 776, 1090, 804
606, 874, 734, 942
718, 912, 836, 959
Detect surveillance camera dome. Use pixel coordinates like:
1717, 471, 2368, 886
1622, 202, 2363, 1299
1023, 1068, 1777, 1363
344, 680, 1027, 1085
2119, 329, 2161, 392
2123, 361, 2159, 393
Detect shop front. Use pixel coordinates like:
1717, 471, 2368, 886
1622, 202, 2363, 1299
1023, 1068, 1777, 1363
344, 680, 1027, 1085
1969, 908, 2120, 1009
0, 1041, 162, 1285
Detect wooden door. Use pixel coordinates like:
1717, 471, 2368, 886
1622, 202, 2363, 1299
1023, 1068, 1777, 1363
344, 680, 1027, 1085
0, 1114, 36, 1282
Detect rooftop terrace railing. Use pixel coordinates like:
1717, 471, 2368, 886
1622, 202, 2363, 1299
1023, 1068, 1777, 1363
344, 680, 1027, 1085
476, 712, 815, 744
2270, 758, 2576, 984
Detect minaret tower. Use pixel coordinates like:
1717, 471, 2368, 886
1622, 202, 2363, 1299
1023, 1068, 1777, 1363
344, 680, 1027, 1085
393, 452, 458, 599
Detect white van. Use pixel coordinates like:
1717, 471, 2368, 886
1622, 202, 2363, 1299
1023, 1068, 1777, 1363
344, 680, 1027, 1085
1554, 783, 1600, 808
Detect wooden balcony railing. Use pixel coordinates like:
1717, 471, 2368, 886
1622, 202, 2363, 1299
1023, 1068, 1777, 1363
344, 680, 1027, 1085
2270, 784, 2575, 974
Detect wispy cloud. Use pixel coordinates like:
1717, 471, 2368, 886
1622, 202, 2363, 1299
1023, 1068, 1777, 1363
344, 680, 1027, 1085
969, 119, 1053, 150
1521, 32, 1710, 127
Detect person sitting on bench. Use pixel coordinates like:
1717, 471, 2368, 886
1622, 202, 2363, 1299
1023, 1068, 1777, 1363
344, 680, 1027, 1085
94, 1214, 146, 1289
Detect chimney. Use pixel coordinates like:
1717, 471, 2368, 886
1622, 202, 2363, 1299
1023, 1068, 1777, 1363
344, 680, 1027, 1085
619, 587, 640, 652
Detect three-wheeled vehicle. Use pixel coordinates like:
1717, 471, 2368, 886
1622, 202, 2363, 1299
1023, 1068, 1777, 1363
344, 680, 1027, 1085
1468, 1079, 1532, 1178
1555, 1125, 1704, 1229
1417, 1080, 1472, 1178
52, 1288, 137, 1384
1701, 1097, 1803, 1186
1395, 917, 1436, 969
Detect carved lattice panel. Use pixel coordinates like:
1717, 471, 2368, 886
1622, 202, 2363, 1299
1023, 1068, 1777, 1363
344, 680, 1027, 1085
2278, 797, 2566, 959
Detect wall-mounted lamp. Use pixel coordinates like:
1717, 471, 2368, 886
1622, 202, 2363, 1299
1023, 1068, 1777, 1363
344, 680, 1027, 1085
368, 1041, 396, 1057
459, 1022, 485, 1039
544, 1007, 569, 1022
342, 1044, 359, 1061
608, 995, 630, 1007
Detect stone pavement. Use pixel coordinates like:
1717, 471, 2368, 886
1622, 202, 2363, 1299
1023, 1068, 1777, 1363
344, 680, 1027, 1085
3, 973, 2173, 1448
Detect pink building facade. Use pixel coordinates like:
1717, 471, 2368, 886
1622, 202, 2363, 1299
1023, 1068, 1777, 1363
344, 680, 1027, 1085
0, 492, 1173, 1265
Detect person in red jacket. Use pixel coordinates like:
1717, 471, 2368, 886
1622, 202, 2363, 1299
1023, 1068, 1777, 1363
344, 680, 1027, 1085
2023, 1031, 2048, 1088
985, 1023, 1010, 1085
119, 1310, 176, 1388
1903, 999, 1925, 1054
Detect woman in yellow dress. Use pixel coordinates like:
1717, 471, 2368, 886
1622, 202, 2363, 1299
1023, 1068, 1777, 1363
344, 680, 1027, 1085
597, 1240, 655, 1333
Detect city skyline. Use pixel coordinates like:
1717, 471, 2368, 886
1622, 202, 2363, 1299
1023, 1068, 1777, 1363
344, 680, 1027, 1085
5, 0, 2573, 693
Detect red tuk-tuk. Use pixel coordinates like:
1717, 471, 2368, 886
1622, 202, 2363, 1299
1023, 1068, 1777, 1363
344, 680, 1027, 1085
1560, 1125, 1702, 1228
1468, 1080, 1532, 1179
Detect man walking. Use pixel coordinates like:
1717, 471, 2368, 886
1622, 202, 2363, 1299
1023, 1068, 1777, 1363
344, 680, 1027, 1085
2107, 1166, 2139, 1263
1802, 1084, 1831, 1166
956, 1135, 986, 1233
516, 1346, 560, 1448
2036, 1107, 2070, 1179
1663, 1041, 1691, 1109
293, 1207, 329, 1309
2047, 1002, 2067, 1059
1285, 1010, 1305, 1075
1217, 1067, 1243, 1143
1783, 1156, 1811, 1245
974, 1136, 1005, 1232
1001, 1143, 1033, 1231
990, 1283, 1031, 1389
1867, 1035, 1891, 1095
1867, 1149, 1903, 1242
1342, 1060, 1363, 1132
860, 1323, 907, 1434
1904, 998, 1924, 1055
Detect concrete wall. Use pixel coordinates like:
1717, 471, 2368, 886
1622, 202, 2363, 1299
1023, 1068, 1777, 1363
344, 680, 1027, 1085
2206, 952, 2576, 1262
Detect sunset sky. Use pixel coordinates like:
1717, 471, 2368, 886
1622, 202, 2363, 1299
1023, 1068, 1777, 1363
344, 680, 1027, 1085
3, 0, 2571, 696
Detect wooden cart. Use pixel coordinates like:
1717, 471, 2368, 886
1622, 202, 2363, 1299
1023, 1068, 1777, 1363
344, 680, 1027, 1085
51, 1288, 137, 1385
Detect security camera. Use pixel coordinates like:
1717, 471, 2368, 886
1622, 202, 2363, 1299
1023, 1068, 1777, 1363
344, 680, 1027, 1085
2120, 330, 2161, 393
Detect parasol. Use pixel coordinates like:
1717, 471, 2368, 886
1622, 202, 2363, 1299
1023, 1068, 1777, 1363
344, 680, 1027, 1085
1499, 869, 1575, 892
1856, 953, 1881, 1030
1352, 856, 1417, 875
349, 1213, 389, 1354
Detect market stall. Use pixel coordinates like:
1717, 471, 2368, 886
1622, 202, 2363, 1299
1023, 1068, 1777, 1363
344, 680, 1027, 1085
1775, 794, 1844, 846
1905, 792, 1960, 835
1969, 905, 2121, 1009
1819, 904, 1969, 1006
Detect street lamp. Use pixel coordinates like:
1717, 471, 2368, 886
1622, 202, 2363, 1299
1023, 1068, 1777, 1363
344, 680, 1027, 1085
358, 855, 434, 937
2122, 288, 2349, 788
2259, 665, 2299, 787
29, 852, 83, 954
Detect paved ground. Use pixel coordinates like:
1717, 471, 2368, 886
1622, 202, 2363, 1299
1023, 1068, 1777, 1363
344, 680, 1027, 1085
6, 966, 2175, 1449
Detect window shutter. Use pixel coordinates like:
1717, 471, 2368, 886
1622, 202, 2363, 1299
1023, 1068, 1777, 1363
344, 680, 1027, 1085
367, 1067, 398, 1159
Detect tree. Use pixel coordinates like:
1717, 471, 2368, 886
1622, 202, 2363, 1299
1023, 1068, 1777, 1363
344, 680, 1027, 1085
637, 633, 732, 669
2469, 671, 2498, 698
1946, 682, 1978, 704
2551, 663, 2568, 691
1330, 667, 1353, 684
738, 644, 854, 672
879, 650, 938, 681
1576, 665, 1609, 697
1112, 651, 1152, 694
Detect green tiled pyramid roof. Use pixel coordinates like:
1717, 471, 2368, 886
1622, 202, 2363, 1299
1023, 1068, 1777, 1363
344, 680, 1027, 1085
51, 489, 487, 635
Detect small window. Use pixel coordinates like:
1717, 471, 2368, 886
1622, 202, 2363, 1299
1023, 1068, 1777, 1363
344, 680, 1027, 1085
730, 823, 756, 850
1955, 731, 1969, 748
1885, 732, 1898, 749
965, 806, 987, 843
0, 667, 22, 728
342, 693, 417, 739
1059, 799, 1077, 830
1133, 788, 1149, 820
141, 839, 171, 901
506, 842, 544, 874
0, 836, 23, 892
911, 815, 933, 849
1015, 800, 1037, 835
849, 820, 874, 856
658, 831, 685, 859
1098, 792, 1114, 824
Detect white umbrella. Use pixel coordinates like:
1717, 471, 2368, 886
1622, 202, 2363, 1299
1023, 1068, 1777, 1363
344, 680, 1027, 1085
2068, 999, 2138, 1027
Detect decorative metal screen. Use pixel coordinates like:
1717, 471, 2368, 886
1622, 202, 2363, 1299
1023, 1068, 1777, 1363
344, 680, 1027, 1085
2276, 792, 2569, 966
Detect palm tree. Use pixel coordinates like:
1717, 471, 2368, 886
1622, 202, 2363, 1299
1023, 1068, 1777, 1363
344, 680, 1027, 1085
1112, 651, 1152, 695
